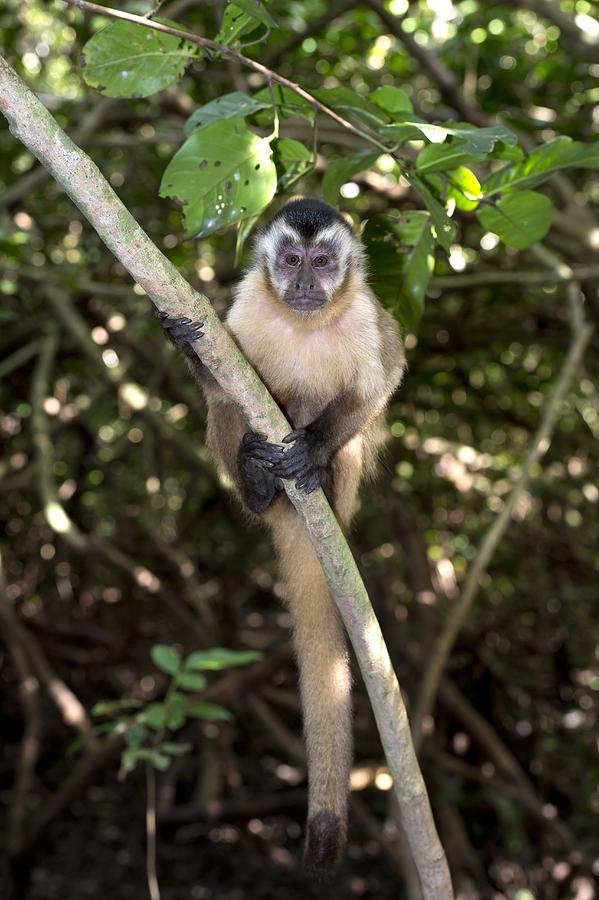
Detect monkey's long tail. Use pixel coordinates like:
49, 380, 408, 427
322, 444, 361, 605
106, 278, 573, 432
270, 506, 352, 879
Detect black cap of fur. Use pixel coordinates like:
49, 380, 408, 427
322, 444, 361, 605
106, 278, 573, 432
303, 810, 345, 881
271, 199, 353, 239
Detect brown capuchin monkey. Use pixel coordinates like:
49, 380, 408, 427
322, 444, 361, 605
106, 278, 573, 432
158, 198, 405, 878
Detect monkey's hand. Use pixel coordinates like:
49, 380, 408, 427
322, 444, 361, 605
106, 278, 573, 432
275, 429, 328, 495
238, 432, 285, 515
157, 312, 205, 348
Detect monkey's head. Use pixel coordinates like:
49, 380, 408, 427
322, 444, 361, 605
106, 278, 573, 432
255, 199, 364, 315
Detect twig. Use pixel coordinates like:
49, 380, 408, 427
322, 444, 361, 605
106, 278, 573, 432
0, 56, 452, 898
412, 288, 593, 748
430, 264, 599, 290
145, 763, 161, 900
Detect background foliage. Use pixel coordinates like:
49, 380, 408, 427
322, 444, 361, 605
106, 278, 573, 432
1, 1, 598, 898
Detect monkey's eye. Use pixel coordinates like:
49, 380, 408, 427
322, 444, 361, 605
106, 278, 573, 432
285, 254, 301, 267
313, 255, 328, 268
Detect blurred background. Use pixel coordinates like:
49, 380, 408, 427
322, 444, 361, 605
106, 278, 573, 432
0, 1, 598, 898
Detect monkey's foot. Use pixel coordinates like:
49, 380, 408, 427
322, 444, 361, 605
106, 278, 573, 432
238, 433, 285, 515
158, 312, 205, 348
276, 429, 325, 494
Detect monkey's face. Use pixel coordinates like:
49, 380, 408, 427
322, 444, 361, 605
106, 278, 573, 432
262, 226, 354, 315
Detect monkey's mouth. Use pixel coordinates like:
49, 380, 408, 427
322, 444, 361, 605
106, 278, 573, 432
285, 294, 328, 314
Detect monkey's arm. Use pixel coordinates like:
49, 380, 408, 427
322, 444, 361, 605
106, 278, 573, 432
158, 314, 284, 515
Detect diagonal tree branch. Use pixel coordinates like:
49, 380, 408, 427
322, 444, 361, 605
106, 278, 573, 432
0, 56, 452, 898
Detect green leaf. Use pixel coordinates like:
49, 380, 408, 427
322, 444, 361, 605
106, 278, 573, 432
410, 175, 457, 253
160, 118, 277, 238
91, 699, 143, 716
476, 190, 553, 249
81, 19, 195, 98
384, 120, 517, 156
273, 138, 313, 191
252, 85, 314, 122
160, 741, 193, 756
184, 92, 271, 135
416, 141, 481, 174
447, 166, 482, 211
148, 750, 171, 771
151, 644, 182, 675
175, 671, 208, 691
363, 213, 434, 331
483, 137, 599, 196
143, 703, 168, 729
232, 0, 276, 28
370, 86, 413, 114
185, 702, 233, 721
184, 647, 262, 670
125, 722, 148, 748
312, 87, 389, 129
322, 150, 380, 205
235, 214, 260, 265
215, 3, 264, 47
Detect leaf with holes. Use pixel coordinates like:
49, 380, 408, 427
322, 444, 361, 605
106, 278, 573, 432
363, 213, 434, 331
81, 19, 195, 98
184, 92, 271, 135
160, 118, 277, 238
323, 150, 380, 205
476, 190, 553, 249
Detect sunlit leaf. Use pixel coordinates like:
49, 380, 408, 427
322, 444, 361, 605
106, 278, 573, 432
81, 19, 195, 98
160, 118, 277, 238
476, 190, 553, 249
447, 166, 483, 211
184, 92, 271, 135
384, 120, 516, 156
416, 141, 481, 174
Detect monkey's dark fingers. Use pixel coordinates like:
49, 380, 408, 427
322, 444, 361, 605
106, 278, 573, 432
170, 322, 205, 343
276, 456, 311, 478
242, 433, 284, 461
296, 470, 322, 494
243, 432, 269, 446
282, 429, 308, 445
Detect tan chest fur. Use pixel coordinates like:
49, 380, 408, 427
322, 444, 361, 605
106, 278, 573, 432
227, 271, 385, 414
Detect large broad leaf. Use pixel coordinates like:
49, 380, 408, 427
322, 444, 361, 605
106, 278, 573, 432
476, 190, 553, 249
369, 86, 413, 114
410, 175, 457, 253
416, 140, 481, 174
323, 150, 380, 204
483, 136, 599, 196
184, 92, 271, 135
363, 212, 434, 331
312, 87, 389, 129
384, 119, 517, 156
81, 19, 195, 98
160, 118, 277, 238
